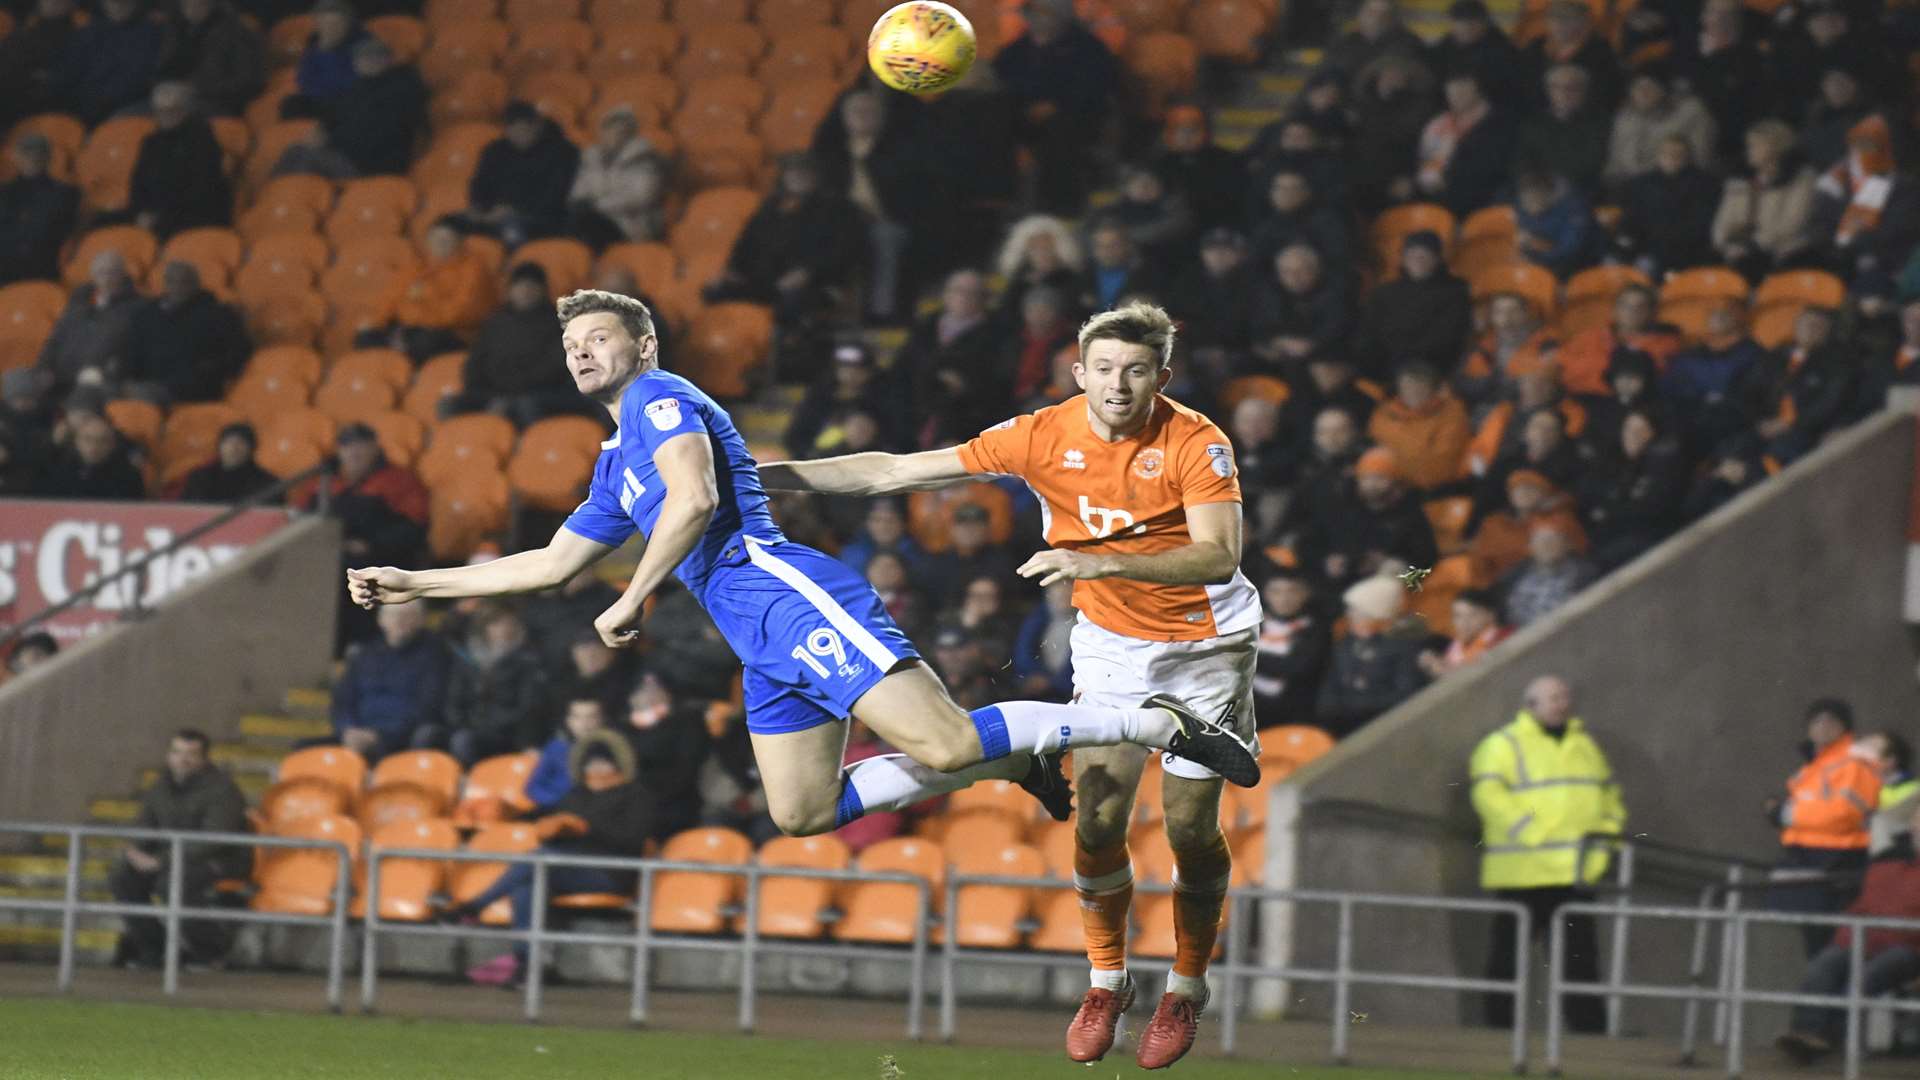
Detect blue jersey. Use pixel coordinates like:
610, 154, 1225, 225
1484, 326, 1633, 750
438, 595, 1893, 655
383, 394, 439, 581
562, 368, 917, 735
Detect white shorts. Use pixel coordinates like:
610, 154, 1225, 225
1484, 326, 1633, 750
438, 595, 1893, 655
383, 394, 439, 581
1070, 617, 1259, 782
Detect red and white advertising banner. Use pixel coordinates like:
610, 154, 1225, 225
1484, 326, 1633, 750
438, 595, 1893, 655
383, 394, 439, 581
0, 499, 293, 645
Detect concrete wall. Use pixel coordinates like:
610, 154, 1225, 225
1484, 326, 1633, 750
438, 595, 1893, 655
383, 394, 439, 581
0, 517, 339, 832
1275, 410, 1920, 1031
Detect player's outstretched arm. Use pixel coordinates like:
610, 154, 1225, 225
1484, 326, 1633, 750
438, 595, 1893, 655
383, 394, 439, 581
591, 431, 718, 648
1018, 501, 1243, 587
758, 448, 971, 496
346, 528, 612, 608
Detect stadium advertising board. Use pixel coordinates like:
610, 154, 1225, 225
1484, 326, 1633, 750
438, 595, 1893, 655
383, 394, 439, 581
0, 499, 291, 644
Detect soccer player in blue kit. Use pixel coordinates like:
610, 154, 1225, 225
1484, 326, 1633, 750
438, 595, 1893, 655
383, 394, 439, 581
347, 291, 1258, 835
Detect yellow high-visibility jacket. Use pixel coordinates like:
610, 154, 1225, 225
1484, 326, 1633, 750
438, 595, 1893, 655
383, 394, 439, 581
1470, 711, 1626, 890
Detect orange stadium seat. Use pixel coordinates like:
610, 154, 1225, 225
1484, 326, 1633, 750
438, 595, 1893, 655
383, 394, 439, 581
506, 0, 580, 22
357, 782, 444, 831
422, 21, 512, 88
76, 116, 153, 211
758, 76, 839, 154
677, 23, 767, 81
426, 0, 500, 25
1123, 32, 1198, 111
682, 73, 770, 123
103, 399, 164, 456
947, 778, 1032, 821
322, 235, 422, 305
590, 0, 669, 21
649, 827, 752, 934
411, 123, 501, 189
507, 415, 606, 510
1370, 202, 1455, 274
1750, 305, 1802, 349
236, 234, 330, 293
668, 185, 759, 259
1261, 724, 1335, 774
330, 348, 415, 393
835, 837, 944, 942
516, 70, 596, 118
753, 833, 850, 939
404, 351, 467, 424
680, 302, 772, 399
951, 843, 1043, 949
587, 24, 682, 78
244, 71, 300, 136
242, 120, 319, 193
1029, 888, 1084, 952
355, 818, 459, 922
428, 467, 511, 561
907, 483, 1014, 552
1471, 262, 1558, 318
228, 366, 319, 430
596, 242, 678, 294
1132, 759, 1166, 826
1111, 0, 1183, 32
1753, 269, 1845, 312
1424, 494, 1475, 556
676, 0, 752, 19
1032, 820, 1075, 876
9, 113, 87, 164
1658, 298, 1721, 341
1222, 779, 1268, 830
511, 238, 593, 296
267, 14, 316, 67
1128, 820, 1176, 886
236, 201, 322, 243
432, 69, 510, 128
256, 776, 352, 832
590, 74, 678, 131
157, 227, 245, 283
940, 809, 1028, 854
251, 814, 360, 916
1454, 206, 1520, 277
242, 343, 325, 390
371, 750, 462, 812
277, 745, 368, 796
1187, 0, 1269, 63
681, 131, 765, 190
1565, 264, 1649, 306
759, 26, 851, 85
254, 409, 336, 477
239, 289, 328, 349
361, 410, 427, 467
419, 412, 517, 482
366, 14, 429, 63
1660, 266, 1749, 306
449, 822, 541, 926
156, 402, 246, 485
1219, 374, 1289, 414
211, 116, 253, 173
455, 751, 539, 825
755, 0, 835, 24
314, 371, 401, 425
505, 19, 594, 76
333, 176, 420, 228
64, 225, 158, 288
0, 281, 66, 370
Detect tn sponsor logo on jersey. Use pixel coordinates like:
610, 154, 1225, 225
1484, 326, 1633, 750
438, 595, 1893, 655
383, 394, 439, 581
1131, 448, 1164, 479
619, 467, 646, 514
1077, 495, 1147, 539
644, 397, 683, 431
1061, 448, 1087, 470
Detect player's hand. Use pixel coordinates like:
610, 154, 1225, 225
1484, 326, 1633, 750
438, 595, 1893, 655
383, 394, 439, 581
594, 597, 646, 649
346, 566, 421, 609
1017, 549, 1106, 588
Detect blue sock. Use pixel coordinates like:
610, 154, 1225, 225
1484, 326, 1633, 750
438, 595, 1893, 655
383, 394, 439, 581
833, 771, 866, 828
970, 705, 1012, 760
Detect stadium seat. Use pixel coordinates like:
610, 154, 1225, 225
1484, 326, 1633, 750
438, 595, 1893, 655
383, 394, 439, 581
428, 466, 511, 561
9, 112, 87, 163
907, 483, 1014, 552
235, 233, 329, 294
1128, 820, 1176, 886
242, 120, 320, 193
1028, 888, 1085, 953
357, 410, 425, 468
669, 186, 760, 260
595, 243, 678, 295
1123, 32, 1198, 111
366, 14, 429, 63
357, 782, 445, 831
1222, 780, 1267, 830
677, 23, 767, 81
256, 776, 353, 832
682, 73, 770, 124
455, 751, 539, 825
507, 415, 606, 510
75, 116, 154, 212
242, 341, 324, 388
676, 0, 751, 19
951, 843, 1044, 949
1660, 266, 1749, 306
1229, 826, 1265, 885
755, 0, 835, 25
422, 21, 512, 88
649, 827, 753, 934
431, 69, 511, 128
1753, 269, 1845, 312
313, 370, 401, 425
266, 15, 316, 66
158, 227, 244, 284
371, 750, 463, 812
587, 25, 682, 79
1454, 205, 1519, 277
1219, 374, 1289, 414
1132, 759, 1165, 825
321, 236, 422, 305
426, 0, 501, 25
1559, 265, 1649, 336
244, 71, 300, 137
1110, 0, 1183, 33
210, 116, 252, 174
157, 402, 247, 485
1261, 724, 1335, 773
419, 412, 517, 482
1032, 820, 1076, 877
940, 809, 1028, 854
680, 302, 773, 399
1470, 262, 1558, 318
0, 280, 64, 370
590, 0, 669, 22
835, 837, 944, 942
1658, 298, 1722, 341
449, 821, 541, 926
1370, 202, 1455, 274
511, 238, 593, 296
64, 225, 158, 288
103, 400, 164, 456
330, 348, 414, 394
753, 833, 851, 939
759, 26, 850, 86
947, 778, 1032, 821
680, 130, 766, 190
228, 362, 320, 430
333, 176, 420, 228
251, 813, 360, 917
1186, 0, 1269, 63
506, 0, 581, 23
1424, 495, 1475, 556
239, 289, 328, 350
757, 77, 840, 155
505, 19, 594, 76
236, 201, 322, 242
355, 818, 459, 921
403, 351, 468, 425
254, 408, 336, 477
411, 123, 501, 189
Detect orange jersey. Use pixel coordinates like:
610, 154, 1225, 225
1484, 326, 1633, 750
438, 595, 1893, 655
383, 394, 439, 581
956, 394, 1260, 642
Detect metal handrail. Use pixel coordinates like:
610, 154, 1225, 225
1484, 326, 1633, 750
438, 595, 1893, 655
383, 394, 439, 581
1576, 831, 1776, 875
0, 462, 332, 650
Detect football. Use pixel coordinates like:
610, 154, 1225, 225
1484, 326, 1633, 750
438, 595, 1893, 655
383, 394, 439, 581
867, 1, 977, 96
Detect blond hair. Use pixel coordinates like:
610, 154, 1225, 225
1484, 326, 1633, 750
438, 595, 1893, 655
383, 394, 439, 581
995, 215, 1084, 279
556, 289, 656, 341
1077, 301, 1176, 368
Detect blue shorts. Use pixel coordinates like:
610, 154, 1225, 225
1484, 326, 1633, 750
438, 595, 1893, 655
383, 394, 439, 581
700, 538, 919, 736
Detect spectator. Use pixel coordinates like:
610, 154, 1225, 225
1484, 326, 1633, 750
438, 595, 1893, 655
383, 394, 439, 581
1076, 218, 1164, 314
902, 269, 1011, 445
1416, 72, 1514, 216
519, 569, 622, 672
1554, 284, 1681, 397
0, 0, 83, 128
1469, 374, 1587, 504
1168, 228, 1258, 379
1468, 469, 1588, 587
1798, 68, 1875, 174
1604, 64, 1716, 184
1306, 447, 1439, 588
920, 503, 1016, 609
1711, 120, 1818, 282
1740, 307, 1854, 465
1418, 589, 1510, 678
1325, 0, 1426, 85
836, 720, 912, 853
1249, 168, 1351, 275
623, 672, 711, 838
1855, 298, 1920, 418
1288, 68, 1355, 149
269, 124, 357, 181
458, 731, 660, 989
865, 549, 930, 643
6, 631, 60, 676
1576, 409, 1686, 570
128, 82, 233, 240
288, 0, 365, 116
1614, 136, 1720, 277
451, 263, 575, 427
1008, 285, 1077, 405
1773, 800, 1920, 1066
301, 423, 428, 647
566, 107, 667, 250
927, 622, 996, 710
327, 601, 450, 763
1580, 346, 1666, 447
1521, 2, 1621, 113
947, 574, 1018, 655
1316, 574, 1427, 736
1665, 304, 1766, 455
1470, 674, 1621, 1034
639, 582, 740, 702
993, 214, 1083, 325
1252, 569, 1330, 730
1674, 0, 1772, 162
359, 219, 497, 361
1811, 115, 1919, 279
321, 37, 427, 178
1367, 362, 1471, 491
837, 498, 925, 576
547, 631, 637, 724
439, 604, 551, 767
1512, 171, 1597, 279
1514, 65, 1611, 195
813, 88, 945, 322
122, 262, 249, 405
1864, 731, 1918, 857
1349, 53, 1436, 212
786, 341, 905, 458
0, 134, 79, 286
158, 0, 265, 117
1457, 293, 1557, 409
1012, 579, 1076, 701
0, 368, 56, 483
1247, 113, 1352, 211
1766, 697, 1880, 957
1278, 404, 1363, 539
108, 729, 249, 969
1354, 231, 1472, 378
1107, 161, 1194, 267
1250, 244, 1351, 367
706, 153, 863, 329
1501, 519, 1597, 628
1779, 0, 1900, 119
50, 0, 165, 124
525, 696, 607, 813
467, 102, 582, 247
1682, 433, 1766, 520
1427, 0, 1522, 106
180, 422, 277, 503
1282, 356, 1377, 453
1154, 105, 1245, 232
38, 411, 144, 501
993, 0, 1117, 213
1229, 395, 1289, 534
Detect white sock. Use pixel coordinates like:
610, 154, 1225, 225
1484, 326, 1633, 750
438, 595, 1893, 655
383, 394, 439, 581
1091, 967, 1131, 992
970, 701, 1177, 758
1166, 971, 1209, 1001
835, 752, 1027, 825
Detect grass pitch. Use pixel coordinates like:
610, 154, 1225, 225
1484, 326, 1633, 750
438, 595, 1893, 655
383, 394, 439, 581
0, 998, 1499, 1079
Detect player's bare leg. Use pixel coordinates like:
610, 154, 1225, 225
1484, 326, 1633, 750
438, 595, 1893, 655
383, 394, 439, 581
1136, 773, 1231, 1070
1064, 742, 1152, 1062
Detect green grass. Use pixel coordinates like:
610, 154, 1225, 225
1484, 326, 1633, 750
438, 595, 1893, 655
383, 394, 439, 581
0, 999, 1493, 1080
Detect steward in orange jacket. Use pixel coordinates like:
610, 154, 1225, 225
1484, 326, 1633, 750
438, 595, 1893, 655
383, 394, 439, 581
1769, 699, 1881, 956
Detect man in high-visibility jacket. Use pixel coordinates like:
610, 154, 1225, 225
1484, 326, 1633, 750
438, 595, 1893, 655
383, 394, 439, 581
1862, 731, 1916, 856
1470, 674, 1625, 1035
1765, 698, 1881, 957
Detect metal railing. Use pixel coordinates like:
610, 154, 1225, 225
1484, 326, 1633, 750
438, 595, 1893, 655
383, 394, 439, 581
0, 822, 353, 1010
0, 464, 329, 651
935, 872, 1534, 1072
1547, 901, 1920, 1080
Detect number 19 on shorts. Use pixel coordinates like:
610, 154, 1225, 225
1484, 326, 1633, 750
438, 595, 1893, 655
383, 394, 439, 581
790, 627, 863, 682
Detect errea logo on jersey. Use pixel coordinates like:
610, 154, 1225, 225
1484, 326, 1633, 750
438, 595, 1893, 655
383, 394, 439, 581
1061, 449, 1086, 470
1078, 496, 1146, 539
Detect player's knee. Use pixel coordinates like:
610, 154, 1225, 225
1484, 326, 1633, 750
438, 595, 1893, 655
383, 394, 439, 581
1163, 806, 1225, 854
899, 722, 979, 774
768, 802, 835, 838
1075, 804, 1129, 850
